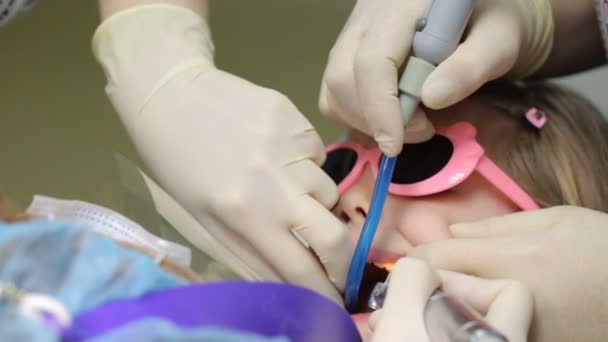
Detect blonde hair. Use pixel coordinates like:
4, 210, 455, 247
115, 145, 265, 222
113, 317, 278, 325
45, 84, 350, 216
473, 81, 608, 212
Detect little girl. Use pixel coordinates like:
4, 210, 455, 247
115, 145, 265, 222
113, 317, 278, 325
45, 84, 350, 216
325, 80, 608, 264
321, 80, 608, 336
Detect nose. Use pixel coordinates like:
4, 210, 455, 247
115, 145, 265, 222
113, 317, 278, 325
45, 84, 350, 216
336, 167, 374, 229
338, 197, 368, 227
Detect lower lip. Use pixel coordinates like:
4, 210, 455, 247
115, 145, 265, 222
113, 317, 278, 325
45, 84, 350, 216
351, 312, 371, 322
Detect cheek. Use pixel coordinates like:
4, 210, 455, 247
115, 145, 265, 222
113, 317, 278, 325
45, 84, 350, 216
448, 173, 520, 222
449, 188, 519, 224
397, 207, 452, 246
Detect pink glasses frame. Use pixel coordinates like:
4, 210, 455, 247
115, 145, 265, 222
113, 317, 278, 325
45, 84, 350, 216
326, 122, 540, 211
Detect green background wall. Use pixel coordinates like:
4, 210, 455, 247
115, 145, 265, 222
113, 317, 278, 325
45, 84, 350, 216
2, 1, 607, 212
0, 0, 352, 211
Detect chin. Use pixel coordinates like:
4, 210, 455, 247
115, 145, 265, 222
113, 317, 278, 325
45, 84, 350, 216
351, 312, 373, 341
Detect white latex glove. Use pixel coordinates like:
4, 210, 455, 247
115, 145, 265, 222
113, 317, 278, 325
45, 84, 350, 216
319, 0, 554, 156
409, 206, 608, 341
367, 258, 532, 342
92, 4, 354, 304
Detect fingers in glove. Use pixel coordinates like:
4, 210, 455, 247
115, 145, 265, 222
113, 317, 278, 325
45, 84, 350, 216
438, 270, 533, 342
421, 7, 520, 109
448, 207, 570, 239
276, 99, 328, 166
196, 211, 286, 282
408, 238, 499, 276
142, 170, 284, 282
290, 194, 355, 292
283, 159, 339, 210
319, 80, 370, 135
369, 258, 440, 342
205, 173, 344, 304
484, 280, 533, 342
354, 1, 431, 156
403, 107, 435, 143
319, 1, 378, 135
249, 222, 344, 304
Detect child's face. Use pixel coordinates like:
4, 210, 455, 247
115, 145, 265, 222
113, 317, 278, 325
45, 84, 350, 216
332, 98, 520, 265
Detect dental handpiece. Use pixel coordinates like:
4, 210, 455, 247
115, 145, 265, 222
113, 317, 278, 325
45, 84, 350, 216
399, 0, 477, 123
366, 2, 507, 340
344, 0, 480, 312
346, 0, 509, 340
368, 282, 508, 342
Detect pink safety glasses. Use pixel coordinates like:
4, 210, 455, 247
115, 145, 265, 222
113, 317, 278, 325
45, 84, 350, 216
322, 122, 539, 210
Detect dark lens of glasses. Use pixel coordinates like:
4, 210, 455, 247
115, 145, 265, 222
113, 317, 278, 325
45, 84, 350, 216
322, 148, 358, 185
389, 135, 453, 184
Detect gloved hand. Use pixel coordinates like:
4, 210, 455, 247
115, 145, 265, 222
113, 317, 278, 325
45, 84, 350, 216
319, 0, 554, 156
409, 206, 608, 341
92, 4, 354, 304
368, 258, 532, 342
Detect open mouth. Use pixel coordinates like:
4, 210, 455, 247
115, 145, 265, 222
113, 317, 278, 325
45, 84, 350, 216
354, 263, 391, 314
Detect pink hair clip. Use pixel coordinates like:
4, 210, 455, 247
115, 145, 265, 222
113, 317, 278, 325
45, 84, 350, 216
525, 107, 547, 129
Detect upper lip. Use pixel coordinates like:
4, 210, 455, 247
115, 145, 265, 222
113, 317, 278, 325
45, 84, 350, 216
367, 248, 402, 264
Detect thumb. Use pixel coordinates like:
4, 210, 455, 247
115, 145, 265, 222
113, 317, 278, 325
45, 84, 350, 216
421, 8, 519, 109
370, 258, 439, 342
408, 238, 500, 276
403, 108, 436, 143
437, 271, 533, 342
449, 207, 566, 239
